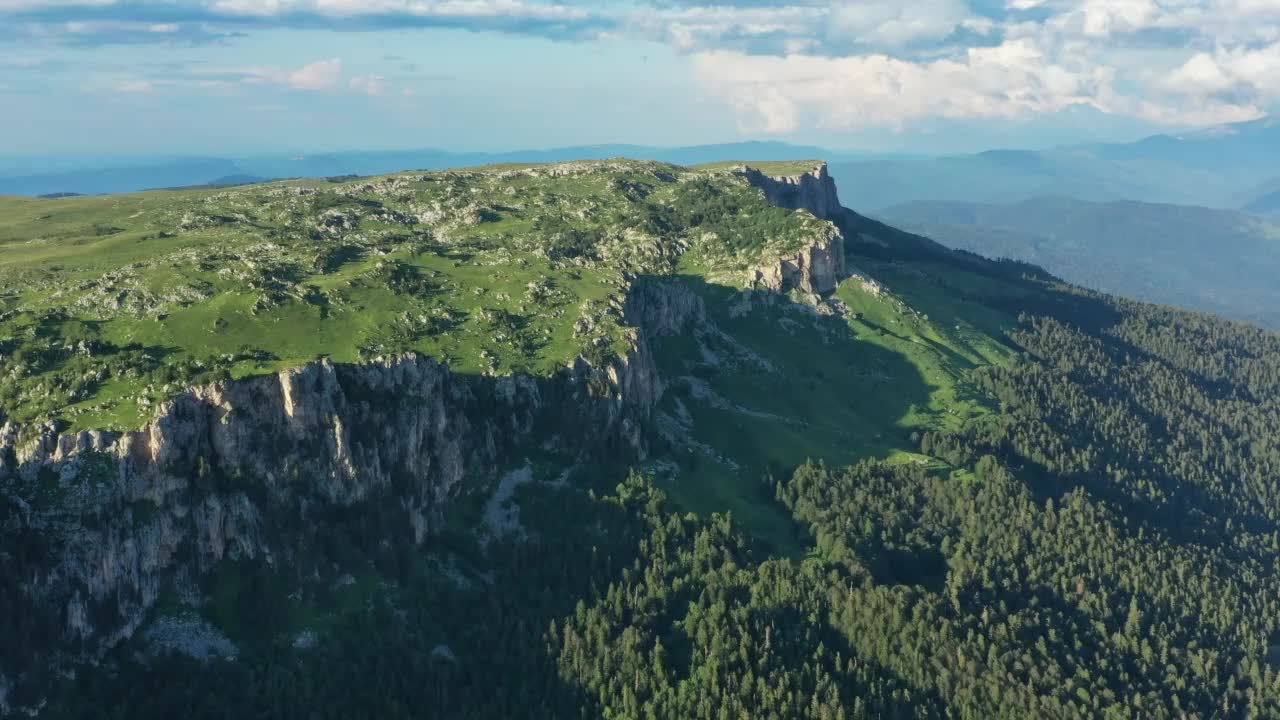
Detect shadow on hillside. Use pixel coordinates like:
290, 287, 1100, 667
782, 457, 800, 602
907, 263, 1280, 549
640, 273, 934, 557
29, 272, 936, 717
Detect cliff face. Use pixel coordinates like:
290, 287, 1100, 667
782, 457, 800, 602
2, 358, 512, 653
746, 224, 846, 294
740, 163, 850, 295
0, 274, 708, 687
743, 163, 844, 221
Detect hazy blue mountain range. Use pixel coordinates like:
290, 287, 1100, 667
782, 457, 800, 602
1245, 187, 1280, 216
4, 116, 1277, 205
877, 196, 1280, 328
0, 142, 859, 196
830, 116, 1280, 211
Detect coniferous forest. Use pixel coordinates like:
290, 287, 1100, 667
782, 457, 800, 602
24, 283, 1280, 719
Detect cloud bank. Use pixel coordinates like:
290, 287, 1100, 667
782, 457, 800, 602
3, 0, 1278, 131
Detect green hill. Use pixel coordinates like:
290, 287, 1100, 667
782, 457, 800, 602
3, 161, 1280, 719
0, 161, 833, 431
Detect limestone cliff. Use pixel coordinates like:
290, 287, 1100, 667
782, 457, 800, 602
0, 280, 705, 686
742, 163, 844, 221
739, 163, 850, 295
2, 358, 518, 657
745, 223, 846, 294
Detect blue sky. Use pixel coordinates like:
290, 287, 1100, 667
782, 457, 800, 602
2, 0, 1279, 156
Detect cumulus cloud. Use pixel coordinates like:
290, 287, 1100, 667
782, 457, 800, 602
1163, 43, 1280, 105
207, 0, 591, 23
235, 57, 343, 90
349, 73, 387, 96
692, 39, 1109, 133
0, 0, 113, 9
1, 0, 613, 45
3, 0, 1280, 130
624, 1, 999, 57
1077, 0, 1162, 37
286, 57, 340, 90
827, 0, 988, 49
200, 57, 412, 96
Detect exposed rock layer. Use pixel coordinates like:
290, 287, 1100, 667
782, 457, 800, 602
0, 274, 712, 689
742, 163, 850, 294
746, 224, 846, 294
743, 163, 844, 221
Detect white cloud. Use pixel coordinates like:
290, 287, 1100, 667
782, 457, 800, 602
225, 58, 413, 96
232, 57, 344, 90
1078, 0, 1162, 37
1162, 43, 1280, 102
286, 57, 342, 90
629, 5, 822, 53
349, 74, 387, 96
691, 39, 1109, 133
0, 0, 113, 9
207, 0, 591, 22
114, 78, 154, 93
7, 0, 1280, 132
827, 0, 981, 48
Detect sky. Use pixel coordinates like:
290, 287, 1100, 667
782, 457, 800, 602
2, 0, 1279, 157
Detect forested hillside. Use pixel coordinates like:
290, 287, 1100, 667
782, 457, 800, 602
3, 160, 1280, 719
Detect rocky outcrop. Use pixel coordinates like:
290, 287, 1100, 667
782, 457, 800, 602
623, 277, 706, 337
743, 163, 843, 221
746, 224, 847, 294
0, 283, 686, 680
736, 162, 852, 295
1, 356, 536, 659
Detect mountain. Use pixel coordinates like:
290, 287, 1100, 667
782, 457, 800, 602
202, 174, 268, 188
1246, 188, 1280, 216
3, 160, 1280, 718
877, 196, 1280, 329
0, 142, 844, 197
830, 116, 1280, 211
0, 158, 247, 197
1092, 115, 1280, 173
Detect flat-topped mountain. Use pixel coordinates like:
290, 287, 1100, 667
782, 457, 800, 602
0, 159, 845, 431
3, 159, 1280, 719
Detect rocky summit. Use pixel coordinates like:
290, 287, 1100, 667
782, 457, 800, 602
4, 159, 1280, 719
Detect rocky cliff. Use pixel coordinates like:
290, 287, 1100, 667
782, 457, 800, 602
745, 223, 846, 294
2, 358, 520, 660
0, 272, 712, 699
743, 163, 844, 221
740, 163, 850, 295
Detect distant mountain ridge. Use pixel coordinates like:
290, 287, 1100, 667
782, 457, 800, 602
0, 141, 850, 196
6, 116, 1278, 207
878, 195, 1280, 329
1245, 188, 1280, 216
829, 116, 1280, 212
